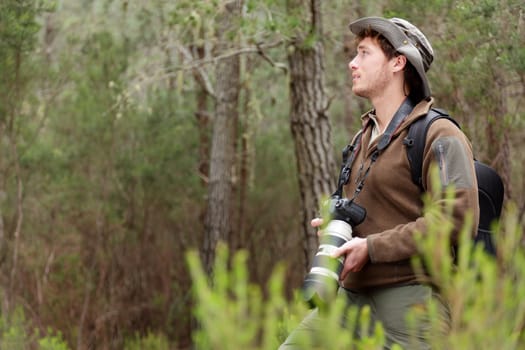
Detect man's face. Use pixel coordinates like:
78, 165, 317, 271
348, 37, 393, 99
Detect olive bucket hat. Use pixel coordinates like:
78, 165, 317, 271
349, 17, 434, 98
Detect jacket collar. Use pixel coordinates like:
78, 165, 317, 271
359, 97, 434, 133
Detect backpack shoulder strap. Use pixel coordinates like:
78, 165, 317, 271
403, 108, 459, 191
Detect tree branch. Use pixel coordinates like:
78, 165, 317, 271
175, 40, 286, 72
176, 44, 216, 98
255, 42, 288, 73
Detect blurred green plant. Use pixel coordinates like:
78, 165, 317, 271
124, 331, 171, 350
187, 244, 289, 349
0, 307, 29, 350
0, 307, 72, 350
37, 329, 70, 350
186, 243, 391, 349
411, 168, 525, 349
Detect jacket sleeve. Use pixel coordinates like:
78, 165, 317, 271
367, 118, 480, 263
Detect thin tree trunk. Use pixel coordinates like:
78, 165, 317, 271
193, 44, 211, 188
234, 53, 253, 251
287, 0, 336, 269
202, 0, 243, 274
236, 123, 249, 250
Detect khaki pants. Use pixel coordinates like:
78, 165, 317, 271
279, 284, 450, 349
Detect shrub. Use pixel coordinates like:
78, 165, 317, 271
186, 244, 390, 349
38, 329, 70, 350
124, 331, 171, 350
0, 307, 30, 350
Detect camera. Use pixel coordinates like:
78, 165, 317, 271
302, 196, 366, 308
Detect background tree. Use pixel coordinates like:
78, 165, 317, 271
0, 0, 46, 315
286, 0, 337, 267
202, 0, 244, 274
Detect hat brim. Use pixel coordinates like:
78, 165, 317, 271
349, 17, 431, 98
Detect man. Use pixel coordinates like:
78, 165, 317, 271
280, 17, 479, 349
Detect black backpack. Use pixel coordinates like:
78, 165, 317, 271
403, 108, 505, 256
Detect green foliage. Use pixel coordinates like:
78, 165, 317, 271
187, 244, 288, 349
37, 329, 70, 350
412, 171, 525, 349
0, 0, 55, 115
0, 0, 42, 53
0, 307, 71, 350
0, 307, 30, 350
0, 0, 44, 128
187, 243, 390, 349
124, 331, 171, 350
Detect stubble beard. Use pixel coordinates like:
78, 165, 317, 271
352, 67, 391, 100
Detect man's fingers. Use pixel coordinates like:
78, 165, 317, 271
331, 246, 345, 259
310, 218, 323, 227
334, 238, 369, 279
331, 240, 353, 258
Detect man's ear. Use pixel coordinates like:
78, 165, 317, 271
392, 55, 407, 72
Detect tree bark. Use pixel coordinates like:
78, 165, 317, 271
236, 85, 250, 251
288, 0, 336, 269
193, 44, 211, 188
202, 0, 243, 274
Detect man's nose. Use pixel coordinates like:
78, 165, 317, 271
349, 57, 358, 70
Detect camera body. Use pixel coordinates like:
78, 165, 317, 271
302, 196, 366, 308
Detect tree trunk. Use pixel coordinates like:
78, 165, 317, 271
202, 0, 243, 274
193, 44, 212, 188
287, 0, 336, 270
236, 88, 250, 251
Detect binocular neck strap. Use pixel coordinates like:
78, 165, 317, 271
333, 130, 363, 198
334, 97, 416, 199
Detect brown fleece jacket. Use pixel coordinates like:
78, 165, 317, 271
342, 98, 480, 290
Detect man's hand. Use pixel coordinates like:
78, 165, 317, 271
311, 217, 369, 281
332, 237, 369, 281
